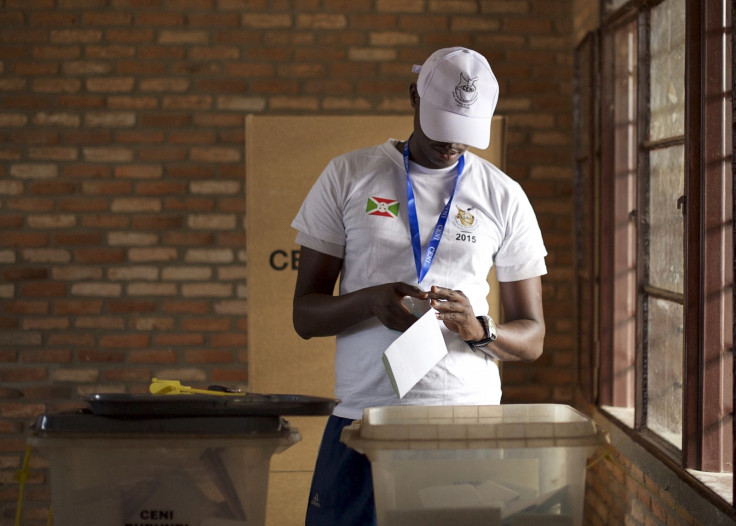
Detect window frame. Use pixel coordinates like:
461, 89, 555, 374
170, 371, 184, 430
575, 0, 734, 509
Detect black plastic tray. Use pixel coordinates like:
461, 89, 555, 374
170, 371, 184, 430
33, 411, 286, 436
84, 393, 338, 418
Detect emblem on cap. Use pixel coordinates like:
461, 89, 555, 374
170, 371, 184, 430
453, 72, 479, 108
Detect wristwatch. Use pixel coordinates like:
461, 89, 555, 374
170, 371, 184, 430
464, 315, 497, 348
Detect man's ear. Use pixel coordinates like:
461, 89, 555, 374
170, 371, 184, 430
409, 82, 419, 108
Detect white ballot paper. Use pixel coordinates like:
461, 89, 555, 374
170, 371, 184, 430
382, 309, 448, 398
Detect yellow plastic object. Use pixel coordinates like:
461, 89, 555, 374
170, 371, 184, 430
149, 378, 243, 396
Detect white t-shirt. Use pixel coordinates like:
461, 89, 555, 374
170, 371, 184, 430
292, 140, 547, 419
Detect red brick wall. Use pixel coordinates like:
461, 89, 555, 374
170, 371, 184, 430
1, 1, 576, 522
585, 446, 708, 526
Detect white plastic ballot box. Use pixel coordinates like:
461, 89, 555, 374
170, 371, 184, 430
341, 404, 608, 526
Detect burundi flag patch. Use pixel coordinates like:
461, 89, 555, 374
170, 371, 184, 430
366, 196, 400, 218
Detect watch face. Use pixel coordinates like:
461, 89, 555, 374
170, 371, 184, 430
486, 316, 497, 340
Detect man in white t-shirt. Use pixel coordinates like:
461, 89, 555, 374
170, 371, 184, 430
292, 47, 547, 526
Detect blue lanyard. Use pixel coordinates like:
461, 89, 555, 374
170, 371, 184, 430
403, 139, 465, 283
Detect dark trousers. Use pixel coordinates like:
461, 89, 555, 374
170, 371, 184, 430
305, 415, 377, 526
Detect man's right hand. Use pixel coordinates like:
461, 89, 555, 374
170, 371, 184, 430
367, 282, 429, 332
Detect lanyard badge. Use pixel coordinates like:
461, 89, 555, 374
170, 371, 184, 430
403, 139, 465, 283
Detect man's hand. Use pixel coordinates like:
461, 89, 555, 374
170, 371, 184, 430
427, 286, 484, 341
368, 282, 429, 333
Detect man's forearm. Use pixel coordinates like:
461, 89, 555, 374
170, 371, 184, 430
293, 290, 372, 339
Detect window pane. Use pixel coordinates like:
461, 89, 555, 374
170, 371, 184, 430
649, 0, 686, 142
648, 145, 684, 293
612, 20, 638, 408
646, 297, 683, 448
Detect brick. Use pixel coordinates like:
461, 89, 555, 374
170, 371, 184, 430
50, 368, 99, 383
190, 181, 240, 195
241, 14, 292, 28
83, 146, 134, 162
84, 112, 136, 127
127, 282, 177, 296
21, 282, 67, 298
111, 197, 162, 213
0, 350, 18, 362
348, 47, 397, 61
74, 248, 126, 264
161, 266, 212, 281
184, 350, 234, 363
107, 232, 159, 246
210, 333, 247, 347
58, 197, 108, 213
155, 333, 206, 346
213, 300, 248, 315
128, 247, 178, 262
139, 77, 190, 92
187, 214, 237, 230
50, 29, 102, 44
27, 214, 76, 229
0, 285, 14, 299
428, 0, 478, 13
28, 181, 78, 195
86, 77, 135, 92
161, 300, 209, 315
1, 232, 49, 248
70, 282, 123, 297
0, 213, 23, 230
2, 267, 48, 281
185, 249, 234, 263
190, 146, 240, 162
1, 403, 47, 418
0, 366, 47, 384
369, 32, 419, 46
216, 96, 267, 111
32, 77, 82, 94
75, 316, 125, 329
158, 30, 209, 44
54, 299, 102, 315
81, 180, 132, 195
268, 96, 320, 111
108, 96, 159, 111
32, 111, 81, 127
9, 163, 58, 179
131, 215, 185, 229
135, 12, 185, 26
0, 332, 43, 346
451, 17, 502, 31
480, 0, 530, 14
21, 349, 72, 363
376, 0, 424, 12
54, 231, 105, 246
190, 46, 240, 61
99, 334, 150, 349
103, 367, 151, 382
164, 198, 214, 213
181, 283, 233, 297
0, 113, 28, 126
128, 349, 178, 364
296, 13, 347, 29
106, 28, 155, 43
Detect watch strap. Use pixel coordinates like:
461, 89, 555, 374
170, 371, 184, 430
464, 315, 497, 347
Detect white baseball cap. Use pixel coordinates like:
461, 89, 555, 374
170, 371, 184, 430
413, 47, 498, 150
